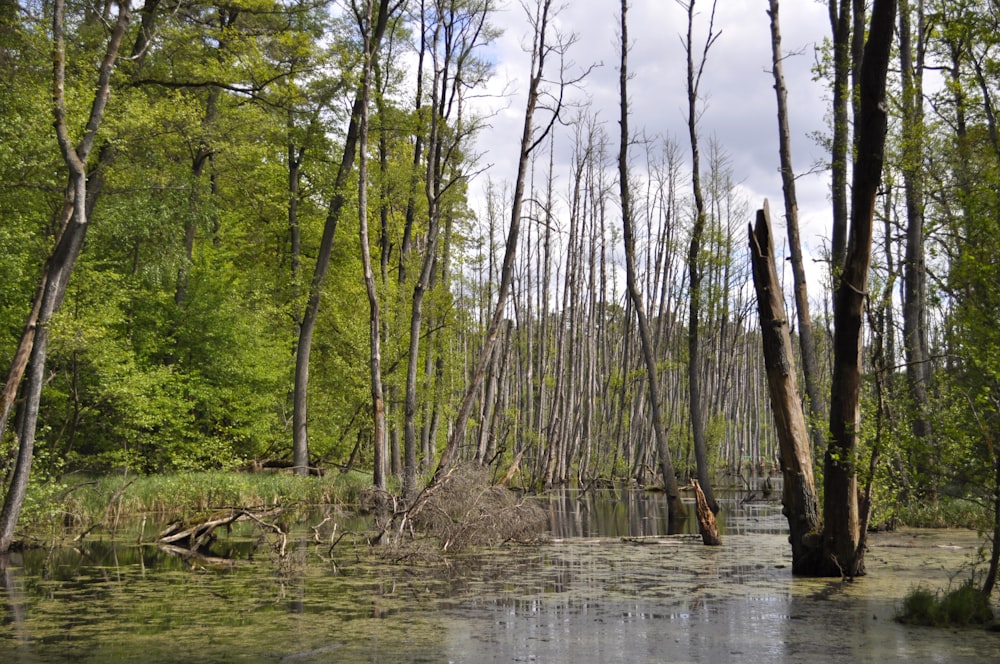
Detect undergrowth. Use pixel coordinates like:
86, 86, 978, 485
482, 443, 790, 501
896, 580, 995, 627
893, 497, 988, 530
25, 469, 372, 536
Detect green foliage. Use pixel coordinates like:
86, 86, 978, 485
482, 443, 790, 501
22, 470, 372, 537
896, 580, 994, 627
0, 0, 479, 494
895, 497, 990, 530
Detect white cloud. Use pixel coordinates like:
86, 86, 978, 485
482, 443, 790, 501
467, 0, 835, 294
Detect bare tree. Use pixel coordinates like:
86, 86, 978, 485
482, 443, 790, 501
619, 0, 685, 525
768, 0, 827, 454
679, 0, 720, 513
749, 201, 821, 573
433, 0, 578, 479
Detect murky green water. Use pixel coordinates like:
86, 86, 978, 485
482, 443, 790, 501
2, 492, 998, 662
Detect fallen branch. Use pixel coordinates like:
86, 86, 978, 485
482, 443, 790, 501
156, 507, 285, 555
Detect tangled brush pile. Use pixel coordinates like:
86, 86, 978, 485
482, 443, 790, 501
407, 465, 548, 552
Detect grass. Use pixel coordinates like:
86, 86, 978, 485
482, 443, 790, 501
41, 469, 373, 532
893, 497, 989, 530
896, 580, 995, 627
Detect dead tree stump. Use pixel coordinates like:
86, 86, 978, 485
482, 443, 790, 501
692, 479, 721, 546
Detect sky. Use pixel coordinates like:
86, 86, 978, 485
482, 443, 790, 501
466, 0, 835, 291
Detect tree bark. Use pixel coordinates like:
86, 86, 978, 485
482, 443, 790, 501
768, 0, 827, 455
691, 479, 721, 546
619, 0, 685, 525
0, 0, 131, 553
291, 0, 395, 476
824, 0, 896, 578
749, 202, 821, 573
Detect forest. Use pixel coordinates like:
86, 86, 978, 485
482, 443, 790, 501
0, 0, 998, 587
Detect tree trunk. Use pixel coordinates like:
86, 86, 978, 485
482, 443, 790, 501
823, 0, 896, 578
749, 202, 821, 573
768, 0, 827, 455
682, 0, 720, 514
291, 0, 395, 476
828, 0, 852, 273
898, 0, 933, 494
354, 0, 387, 492
691, 479, 721, 546
0, 0, 130, 553
619, 0, 685, 525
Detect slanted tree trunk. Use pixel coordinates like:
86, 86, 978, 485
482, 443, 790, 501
823, 0, 896, 578
291, 0, 396, 476
749, 202, 821, 573
619, 0, 685, 525
0, 0, 131, 553
433, 0, 564, 480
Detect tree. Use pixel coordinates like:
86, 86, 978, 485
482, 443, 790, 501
767, 0, 827, 454
823, 0, 896, 577
291, 0, 399, 476
898, 0, 934, 493
618, 0, 686, 527
353, 0, 387, 491
678, 0, 721, 514
749, 201, 821, 573
0, 0, 131, 553
402, 0, 494, 497
752, 0, 896, 577
433, 0, 575, 479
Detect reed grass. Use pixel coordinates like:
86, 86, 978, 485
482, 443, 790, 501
894, 497, 989, 530
53, 469, 372, 526
896, 580, 994, 627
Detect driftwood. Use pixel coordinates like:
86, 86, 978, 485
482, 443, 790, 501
156, 507, 286, 557
691, 479, 721, 546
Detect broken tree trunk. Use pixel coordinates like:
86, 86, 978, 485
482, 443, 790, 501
748, 201, 821, 573
691, 479, 721, 546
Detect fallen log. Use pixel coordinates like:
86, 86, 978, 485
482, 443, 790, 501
156, 507, 285, 554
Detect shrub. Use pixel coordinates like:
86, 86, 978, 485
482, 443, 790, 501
896, 580, 994, 627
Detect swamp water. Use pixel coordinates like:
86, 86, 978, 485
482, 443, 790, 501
2, 489, 999, 663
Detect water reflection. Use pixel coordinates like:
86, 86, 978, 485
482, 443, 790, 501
1, 490, 998, 662
544, 485, 789, 539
